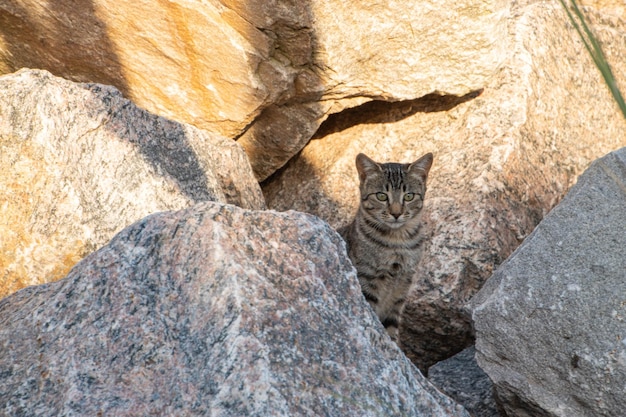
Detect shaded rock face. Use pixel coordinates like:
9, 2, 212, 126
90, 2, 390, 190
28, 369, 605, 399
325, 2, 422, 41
0, 0, 507, 180
263, 2, 626, 371
0, 69, 264, 299
0, 202, 469, 417
472, 148, 626, 417
428, 346, 501, 417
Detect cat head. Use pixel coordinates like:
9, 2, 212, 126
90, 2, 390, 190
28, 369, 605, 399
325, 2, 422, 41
355, 152, 433, 230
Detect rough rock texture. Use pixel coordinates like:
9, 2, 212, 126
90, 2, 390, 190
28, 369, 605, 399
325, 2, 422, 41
428, 346, 501, 417
0, 0, 507, 180
581, 0, 625, 19
0, 202, 470, 417
0, 69, 264, 299
263, 2, 626, 371
238, 0, 508, 180
472, 147, 626, 417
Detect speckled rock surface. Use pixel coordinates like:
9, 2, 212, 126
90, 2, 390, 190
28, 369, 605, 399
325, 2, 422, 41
263, 2, 626, 371
0, 0, 508, 181
428, 347, 501, 417
472, 147, 626, 417
0, 69, 264, 299
237, 0, 509, 180
0, 202, 469, 417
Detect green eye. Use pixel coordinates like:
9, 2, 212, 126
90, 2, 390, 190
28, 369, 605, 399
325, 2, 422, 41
375, 192, 388, 201
403, 193, 415, 202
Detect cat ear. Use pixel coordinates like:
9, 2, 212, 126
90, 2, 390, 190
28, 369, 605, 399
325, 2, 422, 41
408, 153, 433, 179
355, 153, 382, 182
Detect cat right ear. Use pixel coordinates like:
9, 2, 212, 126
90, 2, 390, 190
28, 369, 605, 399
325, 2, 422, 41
408, 152, 434, 179
355, 153, 381, 182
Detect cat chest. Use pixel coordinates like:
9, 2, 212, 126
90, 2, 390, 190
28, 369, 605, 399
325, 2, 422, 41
379, 247, 417, 265
368, 251, 417, 278
349, 237, 421, 280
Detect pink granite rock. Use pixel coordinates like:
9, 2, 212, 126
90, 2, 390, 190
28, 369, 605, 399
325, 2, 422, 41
0, 202, 469, 416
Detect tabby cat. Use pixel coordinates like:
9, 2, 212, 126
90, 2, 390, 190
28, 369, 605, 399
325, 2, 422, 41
339, 152, 433, 343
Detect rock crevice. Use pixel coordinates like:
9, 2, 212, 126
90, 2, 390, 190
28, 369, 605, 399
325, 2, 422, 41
472, 147, 626, 417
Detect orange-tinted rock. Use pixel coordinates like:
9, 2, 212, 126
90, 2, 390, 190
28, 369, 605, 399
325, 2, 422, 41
0, 69, 263, 299
0, 0, 508, 180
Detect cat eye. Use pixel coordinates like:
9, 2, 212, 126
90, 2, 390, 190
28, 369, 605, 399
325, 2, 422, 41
375, 192, 388, 201
403, 193, 415, 202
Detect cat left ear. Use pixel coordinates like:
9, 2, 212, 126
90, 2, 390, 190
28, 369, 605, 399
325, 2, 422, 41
408, 153, 433, 179
355, 153, 382, 182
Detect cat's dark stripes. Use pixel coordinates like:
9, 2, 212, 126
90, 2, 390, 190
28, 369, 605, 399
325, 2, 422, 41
339, 152, 433, 343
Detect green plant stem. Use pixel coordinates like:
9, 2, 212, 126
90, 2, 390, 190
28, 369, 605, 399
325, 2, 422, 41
558, 0, 626, 119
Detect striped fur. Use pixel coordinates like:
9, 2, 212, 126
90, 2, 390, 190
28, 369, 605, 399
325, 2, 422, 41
339, 152, 433, 343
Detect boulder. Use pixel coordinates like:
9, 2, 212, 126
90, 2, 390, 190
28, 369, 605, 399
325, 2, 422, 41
0, 0, 508, 180
238, 0, 509, 180
0, 202, 470, 417
0, 0, 288, 138
263, 2, 626, 371
472, 147, 626, 417
428, 346, 501, 417
0, 69, 264, 299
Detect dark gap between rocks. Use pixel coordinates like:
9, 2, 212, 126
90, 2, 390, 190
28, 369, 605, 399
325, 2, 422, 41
313, 89, 484, 139
261, 89, 483, 187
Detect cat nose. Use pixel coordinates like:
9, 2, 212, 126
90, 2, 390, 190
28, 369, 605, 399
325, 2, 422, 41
389, 203, 402, 219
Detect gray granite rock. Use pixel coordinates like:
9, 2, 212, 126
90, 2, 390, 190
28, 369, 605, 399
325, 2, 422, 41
472, 147, 626, 417
0, 202, 469, 417
428, 347, 501, 417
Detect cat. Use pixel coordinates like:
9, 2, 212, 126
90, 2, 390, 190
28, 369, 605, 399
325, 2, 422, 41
339, 152, 433, 343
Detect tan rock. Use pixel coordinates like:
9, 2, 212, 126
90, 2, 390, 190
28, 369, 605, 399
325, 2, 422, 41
263, 2, 626, 370
0, 0, 509, 180
0, 0, 306, 137
310, 0, 508, 103
0, 69, 264, 299
240, 0, 510, 179
580, 0, 626, 19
